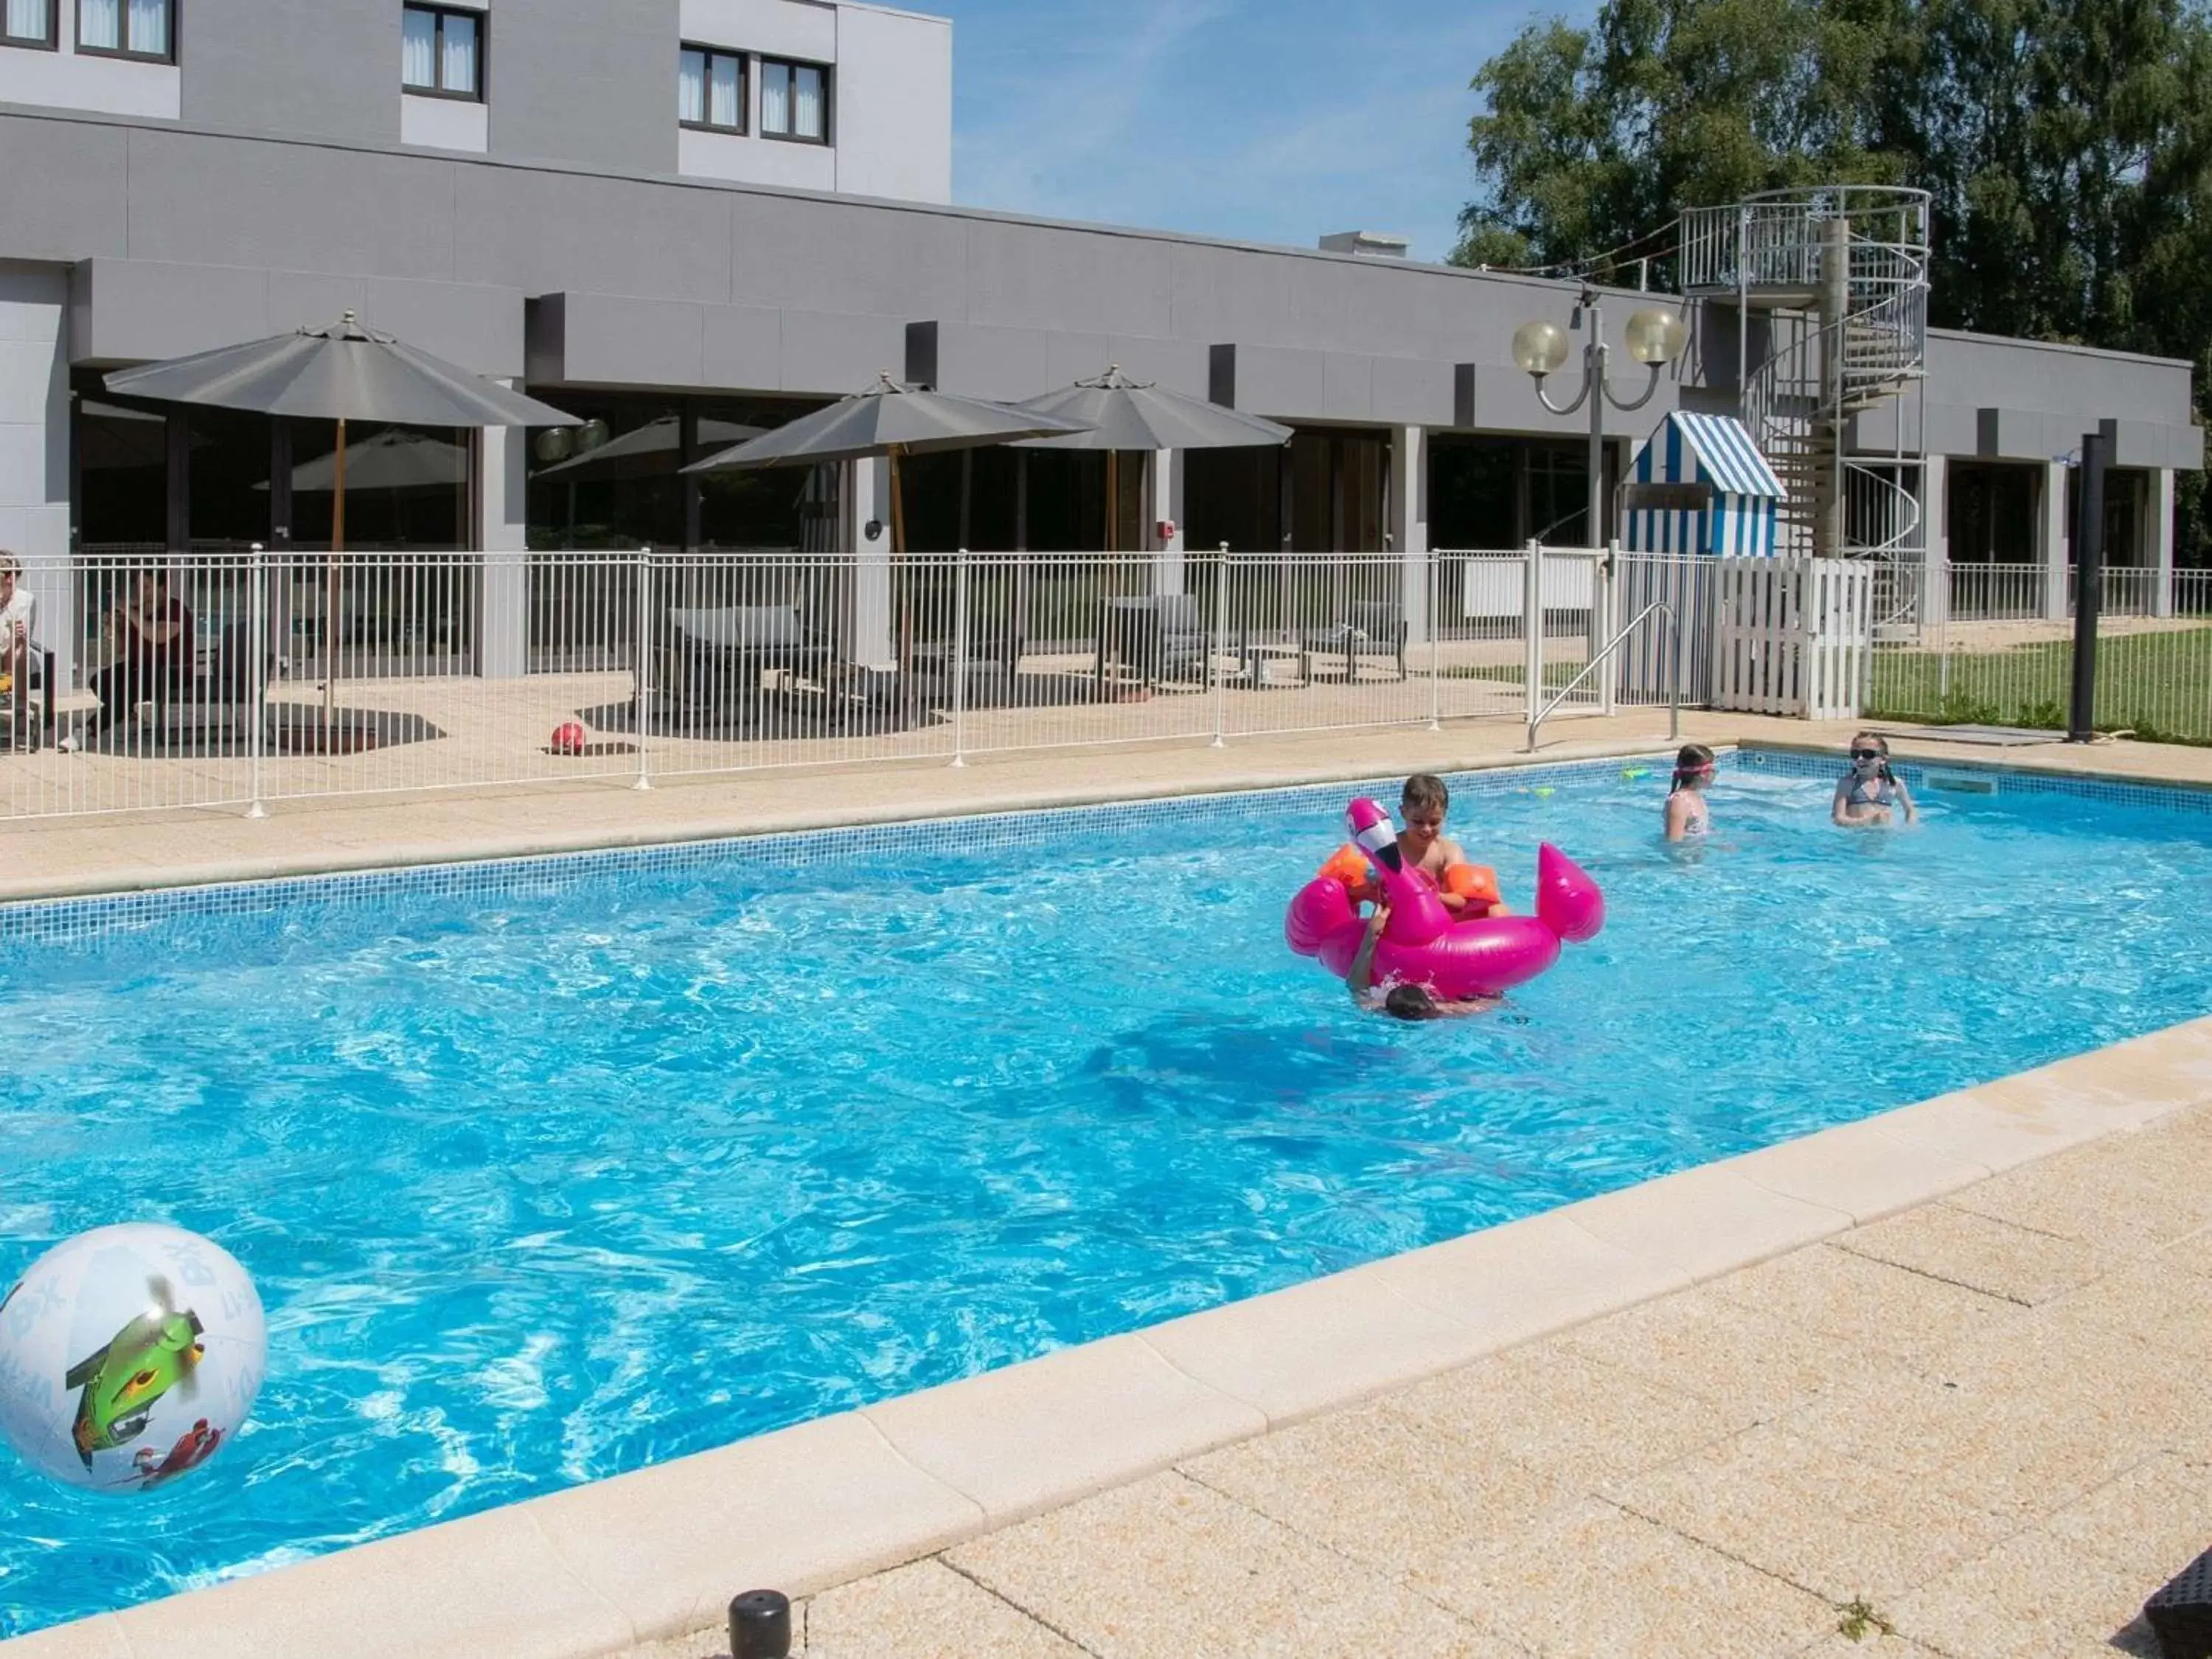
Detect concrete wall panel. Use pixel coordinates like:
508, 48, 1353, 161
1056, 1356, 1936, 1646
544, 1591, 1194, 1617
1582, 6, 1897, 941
681, 0, 838, 61
489, 0, 677, 176
833, 4, 952, 204
0, 120, 131, 262
181, 0, 392, 144
700, 302, 784, 389
123, 131, 459, 279
1371, 355, 1454, 428
779, 307, 903, 392
728, 195, 968, 314
931, 322, 1050, 400
453, 169, 731, 302
963, 221, 1173, 338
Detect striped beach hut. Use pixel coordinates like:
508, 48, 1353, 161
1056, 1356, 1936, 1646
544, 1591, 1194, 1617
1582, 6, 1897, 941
1623, 411, 1785, 557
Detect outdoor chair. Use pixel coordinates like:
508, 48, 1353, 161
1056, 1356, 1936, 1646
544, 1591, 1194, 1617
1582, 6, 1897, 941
653, 602, 837, 723
150, 620, 264, 748
1300, 599, 1407, 683
909, 610, 1029, 709
1095, 594, 1211, 692
0, 642, 56, 753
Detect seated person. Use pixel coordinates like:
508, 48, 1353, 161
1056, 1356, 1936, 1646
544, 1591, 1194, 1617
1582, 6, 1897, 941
1347, 905, 1498, 1020
1832, 731, 1916, 827
0, 552, 37, 745
60, 568, 195, 754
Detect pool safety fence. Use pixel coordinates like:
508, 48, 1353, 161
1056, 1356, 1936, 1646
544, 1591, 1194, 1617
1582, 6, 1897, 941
0, 544, 1795, 820
1867, 563, 2212, 742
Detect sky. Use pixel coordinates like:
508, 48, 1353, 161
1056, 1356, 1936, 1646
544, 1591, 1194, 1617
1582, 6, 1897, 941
935, 0, 1588, 266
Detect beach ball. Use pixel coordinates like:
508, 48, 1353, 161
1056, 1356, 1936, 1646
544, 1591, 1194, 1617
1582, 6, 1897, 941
550, 721, 588, 757
0, 1224, 265, 1493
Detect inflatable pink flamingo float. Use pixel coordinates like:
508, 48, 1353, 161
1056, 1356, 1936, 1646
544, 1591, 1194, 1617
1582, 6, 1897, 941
1284, 799, 1606, 999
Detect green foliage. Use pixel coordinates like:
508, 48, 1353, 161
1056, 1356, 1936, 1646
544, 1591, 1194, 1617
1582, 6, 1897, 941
1452, 0, 2212, 560
1837, 1598, 1896, 1641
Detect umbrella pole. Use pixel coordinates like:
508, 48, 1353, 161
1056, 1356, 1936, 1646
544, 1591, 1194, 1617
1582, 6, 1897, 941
889, 446, 912, 702
325, 416, 346, 738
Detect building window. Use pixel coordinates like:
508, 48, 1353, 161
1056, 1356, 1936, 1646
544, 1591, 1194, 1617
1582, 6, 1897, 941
402, 3, 480, 100
77, 0, 171, 60
678, 45, 744, 132
759, 58, 828, 143
4, 0, 57, 48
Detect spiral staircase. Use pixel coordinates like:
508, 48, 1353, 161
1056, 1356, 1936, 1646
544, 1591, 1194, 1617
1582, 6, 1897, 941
1678, 189, 1933, 625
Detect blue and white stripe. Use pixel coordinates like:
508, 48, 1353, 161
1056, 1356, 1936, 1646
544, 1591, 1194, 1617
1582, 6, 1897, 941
1624, 411, 1784, 558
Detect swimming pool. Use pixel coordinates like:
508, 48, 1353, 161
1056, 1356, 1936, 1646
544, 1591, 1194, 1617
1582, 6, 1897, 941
1, 749, 2208, 1634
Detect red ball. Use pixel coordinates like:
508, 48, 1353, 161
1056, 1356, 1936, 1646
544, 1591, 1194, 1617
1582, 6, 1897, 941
550, 721, 588, 756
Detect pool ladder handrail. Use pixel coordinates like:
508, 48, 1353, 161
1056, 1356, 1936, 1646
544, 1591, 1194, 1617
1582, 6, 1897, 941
1525, 599, 1680, 753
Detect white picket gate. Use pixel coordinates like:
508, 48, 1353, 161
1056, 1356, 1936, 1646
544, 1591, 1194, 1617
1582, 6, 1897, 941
1711, 557, 1873, 720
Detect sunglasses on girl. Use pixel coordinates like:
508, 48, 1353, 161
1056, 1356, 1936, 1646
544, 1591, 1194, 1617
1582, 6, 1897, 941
1851, 748, 1884, 761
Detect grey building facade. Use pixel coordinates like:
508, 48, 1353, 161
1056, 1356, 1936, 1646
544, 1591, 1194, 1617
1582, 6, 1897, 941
0, 0, 2201, 681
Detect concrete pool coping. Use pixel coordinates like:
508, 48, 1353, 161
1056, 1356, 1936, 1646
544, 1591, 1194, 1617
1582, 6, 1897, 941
4, 735, 2210, 1658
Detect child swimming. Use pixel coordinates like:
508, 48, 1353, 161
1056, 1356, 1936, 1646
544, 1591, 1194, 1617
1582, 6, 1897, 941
1664, 743, 1714, 842
1833, 732, 1917, 827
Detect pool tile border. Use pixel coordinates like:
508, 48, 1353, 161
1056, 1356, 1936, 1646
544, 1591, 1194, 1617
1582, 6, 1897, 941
11, 742, 2212, 953
8, 1013, 2208, 1659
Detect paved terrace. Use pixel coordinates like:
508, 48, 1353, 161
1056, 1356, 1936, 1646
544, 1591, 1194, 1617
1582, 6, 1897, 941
619, 1095, 2212, 1659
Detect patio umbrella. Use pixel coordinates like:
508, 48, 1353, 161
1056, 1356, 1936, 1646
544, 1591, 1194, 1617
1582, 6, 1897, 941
1012, 365, 1292, 552
683, 374, 1088, 554
104, 311, 578, 728
534, 414, 765, 481
685, 375, 1090, 683
261, 428, 468, 493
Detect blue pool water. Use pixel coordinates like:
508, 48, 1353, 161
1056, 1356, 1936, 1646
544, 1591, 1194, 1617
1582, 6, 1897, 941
1, 751, 2210, 1632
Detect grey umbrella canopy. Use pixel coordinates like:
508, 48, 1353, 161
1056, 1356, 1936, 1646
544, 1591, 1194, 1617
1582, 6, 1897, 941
103, 311, 579, 428
684, 373, 1089, 554
535, 414, 765, 481
685, 375, 1088, 482
1010, 366, 1290, 554
260, 428, 467, 493
103, 311, 578, 731
1011, 366, 1293, 453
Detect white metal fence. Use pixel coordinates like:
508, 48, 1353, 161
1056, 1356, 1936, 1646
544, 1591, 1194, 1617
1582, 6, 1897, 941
1869, 563, 2212, 740
0, 544, 1727, 821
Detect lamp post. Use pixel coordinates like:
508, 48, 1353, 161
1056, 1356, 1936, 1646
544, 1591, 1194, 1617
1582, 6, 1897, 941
1511, 292, 1687, 547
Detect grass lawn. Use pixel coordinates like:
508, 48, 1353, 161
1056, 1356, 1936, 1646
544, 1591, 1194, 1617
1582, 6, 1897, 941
1868, 625, 2212, 744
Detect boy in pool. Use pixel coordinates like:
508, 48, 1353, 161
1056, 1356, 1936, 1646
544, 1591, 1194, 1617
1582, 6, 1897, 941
1347, 905, 1498, 1020
1374, 773, 1504, 917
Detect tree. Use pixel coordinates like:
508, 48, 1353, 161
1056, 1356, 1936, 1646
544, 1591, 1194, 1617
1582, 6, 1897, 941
1454, 0, 2212, 561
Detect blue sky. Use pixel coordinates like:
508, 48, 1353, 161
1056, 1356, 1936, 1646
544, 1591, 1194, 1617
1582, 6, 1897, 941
938, 0, 1587, 265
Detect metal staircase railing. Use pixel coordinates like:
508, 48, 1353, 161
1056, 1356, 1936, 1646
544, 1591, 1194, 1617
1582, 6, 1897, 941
1680, 187, 1931, 597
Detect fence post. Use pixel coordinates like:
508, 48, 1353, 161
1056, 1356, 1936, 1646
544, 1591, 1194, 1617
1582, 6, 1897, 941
633, 549, 653, 790
1211, 542, 1228, 748
1427, 546, 1441, 731
1601, 540, 1620, 719
950, 547, 970, 767
246, 543, 268, 818
1522, 539, 1544, 728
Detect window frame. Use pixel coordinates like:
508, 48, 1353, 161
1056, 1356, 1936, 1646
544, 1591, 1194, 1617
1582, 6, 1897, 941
400, 1, 484, 103
1, 0, 58, 51
757, 55, 832, 146
678, 41, 747, 135
74, 0, 173, 63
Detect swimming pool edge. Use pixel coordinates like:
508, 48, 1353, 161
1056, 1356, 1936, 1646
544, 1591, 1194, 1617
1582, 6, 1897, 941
7, 1012, 2208, 1659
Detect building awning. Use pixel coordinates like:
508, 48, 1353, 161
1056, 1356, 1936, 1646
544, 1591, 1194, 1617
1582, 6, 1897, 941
1654, 411, 1787, 500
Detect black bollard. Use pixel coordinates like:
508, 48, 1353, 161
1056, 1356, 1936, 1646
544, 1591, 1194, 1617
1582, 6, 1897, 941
728, 1589, 792, 1659
2066, 422, 2112, 743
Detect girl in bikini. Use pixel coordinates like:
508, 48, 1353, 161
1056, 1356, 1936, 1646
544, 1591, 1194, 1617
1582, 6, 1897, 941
1832, 732, 1917, 827
1664, 743, 1715, 842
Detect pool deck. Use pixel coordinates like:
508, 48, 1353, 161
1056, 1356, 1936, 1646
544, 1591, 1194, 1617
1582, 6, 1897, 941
4, 720, 2211, 1659
1, 710, 2209, 901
